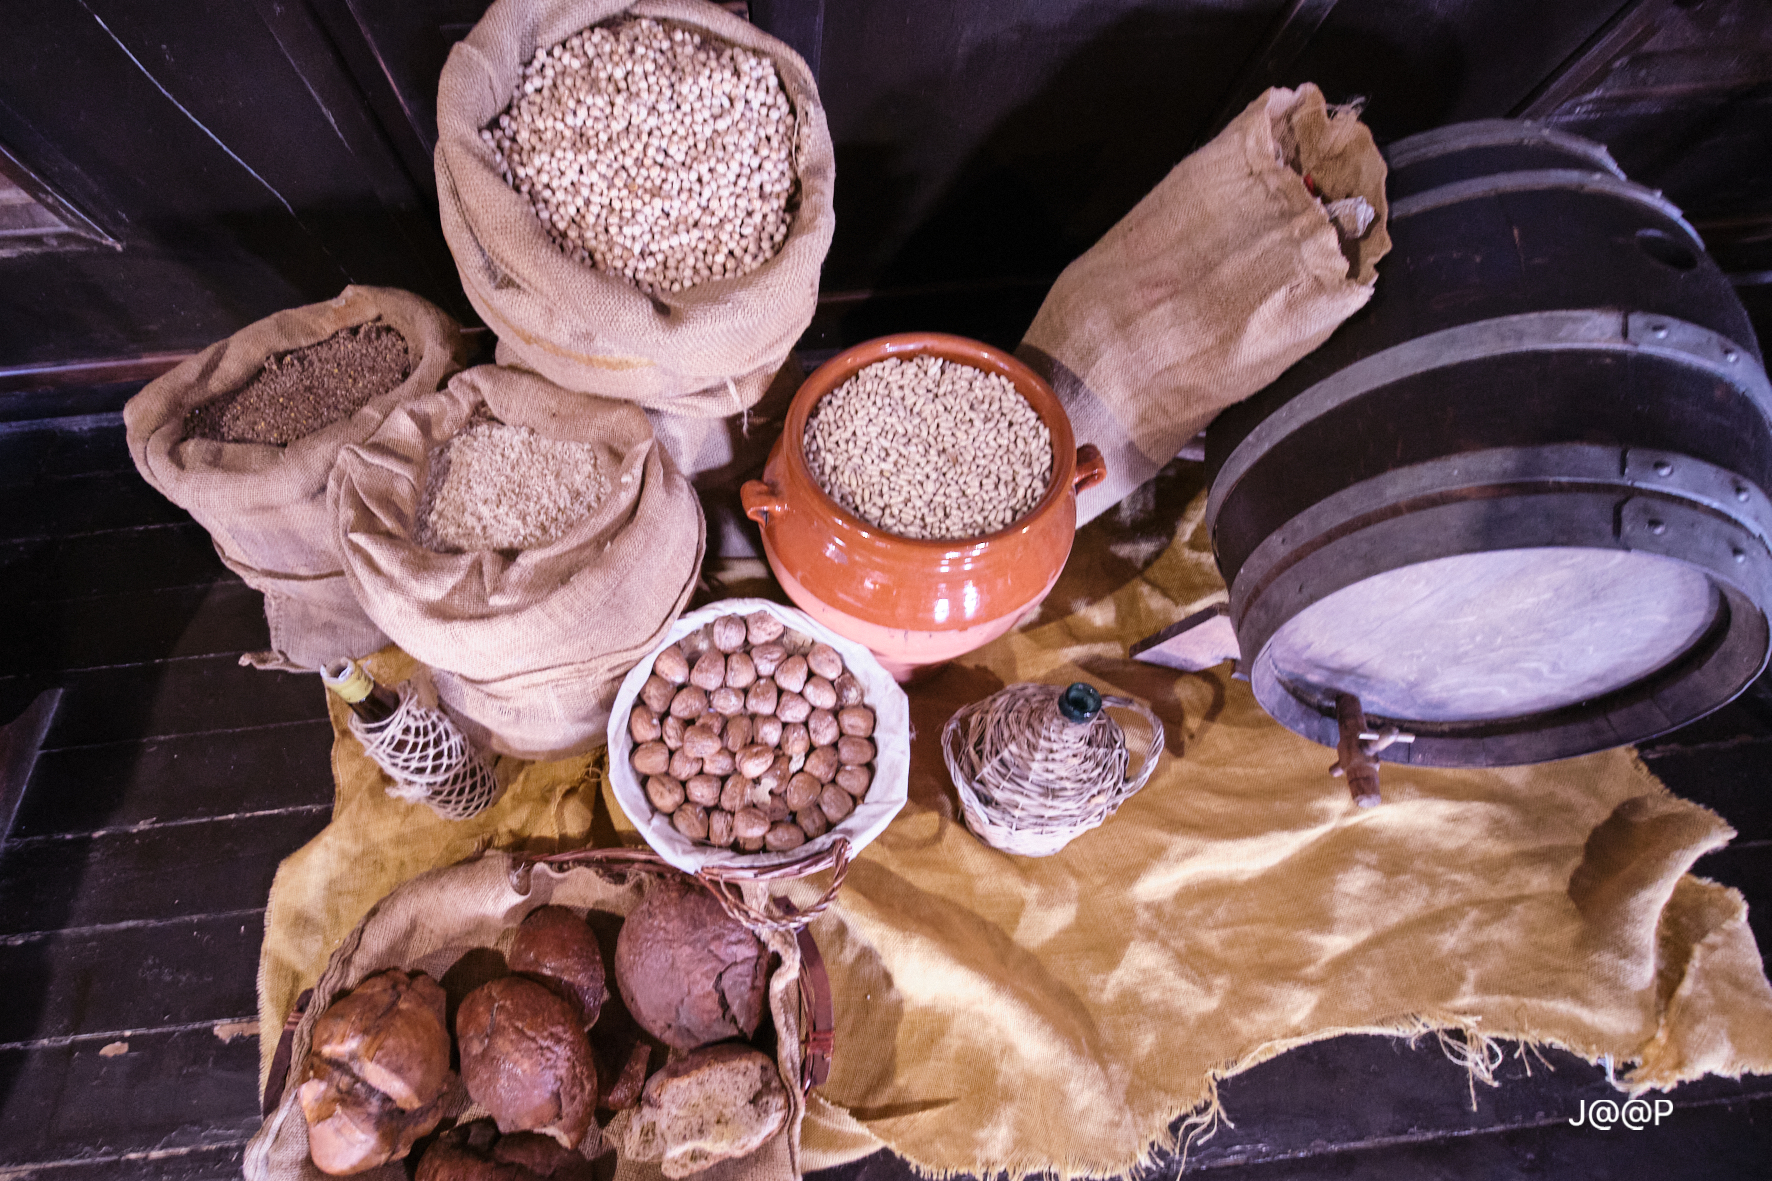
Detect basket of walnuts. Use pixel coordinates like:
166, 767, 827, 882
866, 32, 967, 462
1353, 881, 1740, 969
245, 848, 834, 1181
606, 598, 909, 929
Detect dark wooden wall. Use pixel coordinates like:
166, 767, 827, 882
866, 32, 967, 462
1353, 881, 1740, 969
1, 0, 1769, 380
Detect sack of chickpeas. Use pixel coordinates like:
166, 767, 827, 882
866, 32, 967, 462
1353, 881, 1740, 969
124, 286, 475, 671
435, 0, 835, 416
607, 599, 909, 882
330, 364, 704, 760
1016, 83, 1389, 524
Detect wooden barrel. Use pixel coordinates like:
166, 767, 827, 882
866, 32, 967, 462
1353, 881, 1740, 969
1203, 120, 1772, 767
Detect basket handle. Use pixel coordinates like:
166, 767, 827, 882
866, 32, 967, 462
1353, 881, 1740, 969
513, 838, 852, 934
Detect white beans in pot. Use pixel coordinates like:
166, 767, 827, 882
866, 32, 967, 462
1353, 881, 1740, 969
803, 355, 1053, 540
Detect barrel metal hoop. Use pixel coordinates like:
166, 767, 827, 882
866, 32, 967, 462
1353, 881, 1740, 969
1206, 310, 1772, 532
1387, 169, 1701, 244
1383, 120, 1624, 177
1229, 443, 1772, 631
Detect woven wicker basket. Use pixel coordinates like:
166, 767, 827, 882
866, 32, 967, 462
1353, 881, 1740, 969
944, 682, 1164, 856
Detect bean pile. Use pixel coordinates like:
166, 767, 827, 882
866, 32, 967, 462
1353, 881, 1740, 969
802, 355, 1053, 540
415, 417, 608, 553
183, 322, 410, 445
629, 611, 876, 853
483, 18, 796, 295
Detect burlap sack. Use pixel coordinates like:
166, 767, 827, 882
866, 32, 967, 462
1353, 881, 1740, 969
330, 364, 705, 759
123, 287, 473, 671
244, 851, 806, 1181
436, 0, 835, 413
1017, 84, 1391, 524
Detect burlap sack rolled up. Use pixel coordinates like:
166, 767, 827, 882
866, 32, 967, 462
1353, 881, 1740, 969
331, 365, 704, 759
1017, 84, 1391, 524
435, 0, 834, 414
124, 286, 473, 671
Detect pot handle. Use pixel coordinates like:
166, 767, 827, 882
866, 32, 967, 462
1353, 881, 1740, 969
741, 479, 788, 524
1073, 444, 1107, 493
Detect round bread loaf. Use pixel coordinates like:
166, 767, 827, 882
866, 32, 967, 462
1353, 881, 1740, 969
613, 875, 768, 1051
617, 1044, 789, 1178
299, 1059, 448, 1175
310, 968, 451, 1111
457, 977, 600, 1150
508, 906, 607, 1029
298, 969, 454, 1174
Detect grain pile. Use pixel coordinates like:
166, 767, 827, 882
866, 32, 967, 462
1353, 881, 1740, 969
803, 355, 1053, 539
415, 416, 608, 553
183, 321, 410, 445
483, 18, 797, 295
628, 611, 877, 854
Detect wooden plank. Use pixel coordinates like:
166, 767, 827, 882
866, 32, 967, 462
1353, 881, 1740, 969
0, 380, 148, 426
1196, 0, 1341, 146
0, 809, 330, 937
0, 689, 59, 844
0, 471, 189, 541
1691, 846, 1772, 966
0, 1142, 247, 1181
1181, 1092, 1772, 1178
1514, 0, 1680, 119
0, 912, 262, 1045
0, 524, 238, 604
11, 720, 334, 841
0, 652, 330, 752
0, 415, 131, 488
0, 1027, 260, 1169
750, 0, 825, 79
0, 361, 181, 399
0, 582, 270, 675
1643, 740, 1772, 844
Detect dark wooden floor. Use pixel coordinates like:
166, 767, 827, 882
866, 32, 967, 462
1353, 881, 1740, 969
2, 379, 1770, 1179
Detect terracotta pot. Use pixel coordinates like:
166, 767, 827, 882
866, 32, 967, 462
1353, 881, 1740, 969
741, 332, 1106, 680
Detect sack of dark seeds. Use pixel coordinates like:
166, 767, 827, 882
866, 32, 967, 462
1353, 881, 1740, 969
1017, 84, 1390, 524
434, 0, 834, 415
330, 364, 705, 759
125, 287, 474, 671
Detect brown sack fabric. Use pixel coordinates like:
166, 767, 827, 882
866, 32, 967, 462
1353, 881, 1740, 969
124, 286, 473, 671
245, 851, 805, 1181
1018, 84, 1391, 524
435, 0, 835, 414
330, 365, 704, 759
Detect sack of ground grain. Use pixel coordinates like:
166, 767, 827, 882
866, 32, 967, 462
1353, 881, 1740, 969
435, 0, 834, 414
331, 364, 704, 759
124, 287, 474, 671
1016, 83, 1390, 525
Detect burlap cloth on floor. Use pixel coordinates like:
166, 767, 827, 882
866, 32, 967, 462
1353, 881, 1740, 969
259, 482, 1772, 1179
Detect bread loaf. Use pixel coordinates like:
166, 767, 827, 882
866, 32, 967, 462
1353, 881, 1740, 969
298, 969, 454, 1174
508, 906, 607, 1029
299, 1059, 448, 1175
613, 875, 768, 1050
617, 1044, 789, 1178
310, 968, 451, 1111
457, 977, 600, 1150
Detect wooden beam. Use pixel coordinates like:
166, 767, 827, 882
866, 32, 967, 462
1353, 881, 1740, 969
1512, 0, 1678, 119
1197, 0, 1342, 146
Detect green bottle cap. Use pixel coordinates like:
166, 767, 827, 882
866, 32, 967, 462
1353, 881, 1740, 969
1058, 682, 1103, 723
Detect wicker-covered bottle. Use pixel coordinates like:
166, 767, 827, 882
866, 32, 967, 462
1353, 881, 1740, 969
942, 682, 1163, 856
322, 660, 502, 820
